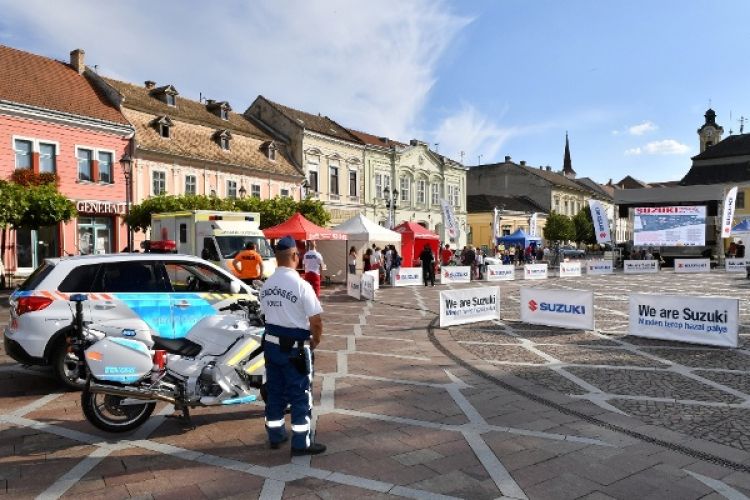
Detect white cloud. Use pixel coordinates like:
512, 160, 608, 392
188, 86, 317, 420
625, 140, 691, 156
627, 121, 658, 135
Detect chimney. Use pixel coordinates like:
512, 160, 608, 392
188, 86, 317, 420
504, 155, 511, 162
206, 99, 216, 106
520, 160, 526, 166
70, 49, 85, 75
145, 80, 156, 89
546, 166, 551, 171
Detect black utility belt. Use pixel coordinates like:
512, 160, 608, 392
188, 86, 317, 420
265, 334, 310, 352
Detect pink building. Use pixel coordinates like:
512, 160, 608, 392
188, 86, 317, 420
0, 46, 134, 276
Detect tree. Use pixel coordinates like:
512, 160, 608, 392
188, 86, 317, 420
542, 211, 575, 243
573, 207, 596, 245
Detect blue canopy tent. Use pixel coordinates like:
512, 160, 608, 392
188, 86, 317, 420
496, 229, 542, 247
731, 219, 750, 235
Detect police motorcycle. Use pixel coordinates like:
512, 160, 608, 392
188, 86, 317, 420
69, 286, 267, 433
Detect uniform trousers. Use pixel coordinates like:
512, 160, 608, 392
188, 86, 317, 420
304, 271, 321, 298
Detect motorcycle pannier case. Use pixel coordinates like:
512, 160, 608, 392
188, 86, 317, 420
85, 338, 153, 383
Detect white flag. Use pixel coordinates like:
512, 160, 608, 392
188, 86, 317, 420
440, 198, 459, 241
588, 199, 611, 244
528, 212, 538, 236
493, 208, 501, 240
722, 187, 738, 239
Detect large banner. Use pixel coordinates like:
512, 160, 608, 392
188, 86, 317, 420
392, 267, 422, 286
623, 260, 659, 274
633, 206, 706, 246
441, 266, 471, 284
721, 187, 738, 239
559, 261, 582, 277
726, 258, 749, 273
361, 273, 376, 300
441, 198, 460, 241
439, 287, 500, 327
586, 260, 613, 275
524, 263, 548, 280
520, 288, 594, 330
486, 264, 515, 281
528, 212, 538, 237
347, 273, 361, 300
674, 259, 711, 274
588, 199, 611, 244
629, 293, 738, 348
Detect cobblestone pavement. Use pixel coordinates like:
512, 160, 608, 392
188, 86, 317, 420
2, 270, 750, 499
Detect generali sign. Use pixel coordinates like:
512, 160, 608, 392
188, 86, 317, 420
74, 200, 127, 215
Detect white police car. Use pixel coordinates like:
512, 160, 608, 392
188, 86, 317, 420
4, 253, 253, 389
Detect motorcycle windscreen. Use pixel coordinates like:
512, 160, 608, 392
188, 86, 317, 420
85, 338, 153, 383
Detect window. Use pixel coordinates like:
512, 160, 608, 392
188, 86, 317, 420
375, 174, 383, 198
77, 148, 93, 182
159, 122, 171, 139
153, 171, 166, 195
98, 151, 113, 183
555, 199, 560, 212
309, 171, 318, 193
220, 136, 230, 151
101, 262, 168, 293
448, 185, 460, 207
431, 183, 439, 206
185, 175, 197, 195
166, 94, 176, 106
738, 191, 746, 210
269, 148, 276, 161
564, 200, 569, 215
417, 179, 426, 204
39, 143, 56, 174
220, 108, 228, 120
251, 184, 261, 199
349, 169, 357, 197
164, 261, 238, 294
15, 139, 32, 169
330, 166, 339, 195
400, 176, 410, 202
280, 189, 290, 198
227, 180, 237, 199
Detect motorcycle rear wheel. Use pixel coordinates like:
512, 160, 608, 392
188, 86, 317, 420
81, 384, 156, 433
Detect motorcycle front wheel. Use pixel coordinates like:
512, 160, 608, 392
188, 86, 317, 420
81, 384, 156, 433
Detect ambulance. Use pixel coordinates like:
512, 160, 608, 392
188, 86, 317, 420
151, 211, 276, 278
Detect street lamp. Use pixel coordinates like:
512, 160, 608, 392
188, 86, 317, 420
239, 185, 246, 199
301, 179, 310, 199
383, 186, 398, 229
119, 154, 133, 252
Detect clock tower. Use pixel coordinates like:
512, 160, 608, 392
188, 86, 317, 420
698, 108, 724, 153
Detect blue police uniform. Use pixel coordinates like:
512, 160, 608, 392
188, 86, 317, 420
260, 236, 324, 453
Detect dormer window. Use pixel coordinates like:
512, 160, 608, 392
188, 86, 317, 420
221, 108, 228, 120
214, 130, 232, 151
149, 84, 179, 107
166, 94, 175, 106
261, 140, 277, 161
153, 115, 174, 139
206, 100, 232, 120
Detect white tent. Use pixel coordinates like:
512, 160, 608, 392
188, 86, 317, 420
317, 214, 402, 282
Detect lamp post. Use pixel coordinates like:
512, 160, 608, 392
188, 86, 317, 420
301, 179, 310, 199
239, 185, 246, 199
119, 154, 133, 252
383, 186, 398, 229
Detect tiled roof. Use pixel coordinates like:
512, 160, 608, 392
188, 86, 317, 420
691, 134, 750, 161
679, 161, 750, 186
347, 129, 406, 148
0, 45, 129, 125
614, 175, 651, 189
467, 194, 547, 214
573, 177, 613, 200
258, 96, 363, 143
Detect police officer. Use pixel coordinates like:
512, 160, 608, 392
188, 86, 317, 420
260, 235, 325, 455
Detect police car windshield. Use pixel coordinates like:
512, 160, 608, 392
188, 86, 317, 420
216, 236, 275, 259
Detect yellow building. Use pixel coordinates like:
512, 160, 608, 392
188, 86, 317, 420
467, 195, 548, 254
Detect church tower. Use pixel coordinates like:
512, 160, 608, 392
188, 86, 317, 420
698, 108, 724, 153
562, 132, 576, 178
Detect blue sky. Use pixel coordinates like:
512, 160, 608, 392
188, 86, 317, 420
1, 0, 748, 185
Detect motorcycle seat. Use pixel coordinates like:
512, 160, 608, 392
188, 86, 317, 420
153, 337, 202, 357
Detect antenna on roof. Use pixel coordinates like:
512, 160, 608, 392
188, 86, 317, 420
434, 143, 439, 154
740, 116, 747, 135
93, 65, 99, 74
460, 151, 465, 164
199, 93, 205, 103
729, 111, 733, 135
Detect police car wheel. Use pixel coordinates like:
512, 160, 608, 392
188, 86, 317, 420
52, 343, 87, 391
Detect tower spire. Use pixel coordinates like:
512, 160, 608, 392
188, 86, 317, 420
562, 132, 576, 178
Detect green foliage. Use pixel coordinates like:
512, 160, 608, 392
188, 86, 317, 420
542, 211, 575, 243
128, 194, 331, 232
573, 207, 596, 245
0, 179, 75, 230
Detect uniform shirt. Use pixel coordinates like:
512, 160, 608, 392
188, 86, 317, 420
232, 249, 262, 279
260, 267, 323, 330
303, 249, 325, 274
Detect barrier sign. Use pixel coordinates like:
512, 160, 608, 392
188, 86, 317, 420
486, 264, 515, 281
623, 260, 659, 274
674, 259, 710, 274
520, 288, 594, 330
524, 264, 548, 280
629, 293, 738, 348
365, 270, 380, 289
441, 266, 471, 284
559, 261, 582, 277
347, 273, 361, 300
361, 273, 376, 301
392, 267, 422, 287
439, 286, 500, 327
586, 260, 613, 275
726, 258, 748, 273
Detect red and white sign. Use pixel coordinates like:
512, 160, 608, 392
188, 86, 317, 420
524, 264, 548, 280
486, 264, 515, 281
441, 266, 471, 284
520, 288, 594, 330
391, 267, 422, 287
586, 260, 613, 275
559, 261, 582, 277
674, 259, 710, 274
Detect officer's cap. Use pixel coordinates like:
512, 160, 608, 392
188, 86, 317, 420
276, 235, 296, 251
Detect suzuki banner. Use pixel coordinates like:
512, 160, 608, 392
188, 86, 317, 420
559, 261, 582, 277
623, 260, 659, 274
486, 264, 515, 281
588, 199, 611, 244
726, 258, 749, 273
528, 212, 538, 237
439, 286, 500, 327
629, 293, 738, 348
441, 198, 460, 241
721, 186, 738, 239
493, 207, 501, 240
365, 270, 380, 290
392, 267, 423, 287
674, 259, 711, 274
441, 266, 471, 284
524, 263, 548, 280
347, 273, 361, 300
520, 288, 594, 330
586, 260, 613, 275
361, 273, 376, 301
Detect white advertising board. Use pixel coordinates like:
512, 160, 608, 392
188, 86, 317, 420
559, 261, 582, 277
439, 286, 500, 327
633, 206, 706, 246
623, 260, 660, 274
441, 266, 471, 284
365, 270, 380, 290
486, 264, 515, 281
520, 288, 595, 330
725, 258, 748, 273
524, 264, 548, 280
674, 259, 711, 274
629, 293, 738, 348
391, 267, 423, 287
361, 273, 376, 301
347, 273, 361, 300
586, 260, 613, 275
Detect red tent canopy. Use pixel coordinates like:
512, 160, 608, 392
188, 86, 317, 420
393, 222, 440, 267
263, 213, 346, 241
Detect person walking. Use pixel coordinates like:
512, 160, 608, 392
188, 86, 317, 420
231, 241, 264, 286
363, 248, 372, 272
259, 235, 325, 456
303, 240, 325, 299
419, 244, 435, 286
348, 246, 357, 275
441, 244, 453, 267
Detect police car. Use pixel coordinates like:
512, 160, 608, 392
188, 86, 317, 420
4, 253, 253, 389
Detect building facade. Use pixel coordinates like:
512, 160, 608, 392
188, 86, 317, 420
467, 194, 548, 253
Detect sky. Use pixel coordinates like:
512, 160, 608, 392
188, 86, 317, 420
1, 0, 749, 185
